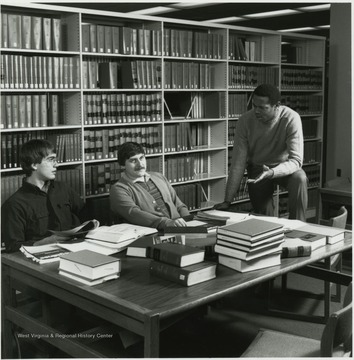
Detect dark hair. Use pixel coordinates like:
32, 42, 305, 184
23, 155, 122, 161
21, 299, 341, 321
118, 142, 145, 166
253, 84, 280, 106
20, 139, 55, 177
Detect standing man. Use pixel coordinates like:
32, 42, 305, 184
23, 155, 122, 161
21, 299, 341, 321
2, 139, 87, 253
110, 142, 190, 230
215, 84, 308, 221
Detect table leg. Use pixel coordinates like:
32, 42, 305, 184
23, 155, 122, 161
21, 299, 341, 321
144, 314, 160, 358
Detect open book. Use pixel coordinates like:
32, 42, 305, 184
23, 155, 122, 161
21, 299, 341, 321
49, 219, 100, 238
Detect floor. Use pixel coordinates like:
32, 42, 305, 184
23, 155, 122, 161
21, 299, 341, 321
10, 251, 352, 358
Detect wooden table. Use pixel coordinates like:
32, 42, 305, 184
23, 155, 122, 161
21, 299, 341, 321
2, 236, 352, 358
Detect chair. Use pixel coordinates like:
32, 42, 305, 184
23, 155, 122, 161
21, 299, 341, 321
268, 206, 348, 323
242, 282, 352, 357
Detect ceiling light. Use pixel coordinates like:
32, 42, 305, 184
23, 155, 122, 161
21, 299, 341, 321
243, 9, 301, 19
317, 25, 330, 29
129, 7, 177, 16
208, 16, 247, 23
279, 27, 317, 32
171, 2, 219, 9
297, 4, 331, 12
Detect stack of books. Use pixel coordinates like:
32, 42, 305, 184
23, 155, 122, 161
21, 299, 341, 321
148, 242, 217, 286
215, 218, 285, 272
59, 250, 121, 286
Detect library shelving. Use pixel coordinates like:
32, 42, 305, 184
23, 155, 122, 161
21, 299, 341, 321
0, 2, 326, 220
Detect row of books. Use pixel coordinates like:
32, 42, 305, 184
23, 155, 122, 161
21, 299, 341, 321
228, 121, 237, 145
82, 59, 162, 90
1, 55, 80, 90
82, 24, 162, 56
164, 62, 215, 90
228, 65, 279, 89
304, 141, 322, 164
164, 123, 193, 153
174, 183, 207, 211
164, 29, 223, 60
1, 13, 62, 51
1, 167, 82, 205
85, 157, 160, 196
1, 131, 80, 169
304, 164, 321, 187
215, 218, 285, 272
281, 69, 323, 90
281, 95, 323, 115
281, 43, 307, 64
1, 94, 63, 129
164, 153, 208, 184
83, 93, 162, 125
83, 126, 162, 160
228, 93, 249, 118
229, 35, 261, 62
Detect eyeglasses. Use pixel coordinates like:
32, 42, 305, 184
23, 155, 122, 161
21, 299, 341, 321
44, 157, 58, 164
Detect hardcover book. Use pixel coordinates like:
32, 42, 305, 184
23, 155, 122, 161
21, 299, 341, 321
59, 270, 119, 286
149, 260, 216, 286
149, 242, 205, 267
284, 229, 326, 251
217, 218, 284, 241
297, 224, 346, 245
218, 252, 281, 273
59, 249, 120, 280
126, 234, 185, 258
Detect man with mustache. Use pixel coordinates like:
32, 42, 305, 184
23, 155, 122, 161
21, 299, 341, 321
215, 83, 308, 221
110, 142, 190, 230
2, 139, 87, 253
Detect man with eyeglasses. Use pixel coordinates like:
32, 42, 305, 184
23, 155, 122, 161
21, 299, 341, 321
110, 142, 190, 230
2, 139, 87, 253
214, 83, 308, 221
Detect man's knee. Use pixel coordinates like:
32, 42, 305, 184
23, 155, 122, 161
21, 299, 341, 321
289, 169, 308, 188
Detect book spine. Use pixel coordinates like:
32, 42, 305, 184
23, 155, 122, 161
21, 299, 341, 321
149, 261, 188, 285
281, 246, 311, 258
149, 248, 182, 266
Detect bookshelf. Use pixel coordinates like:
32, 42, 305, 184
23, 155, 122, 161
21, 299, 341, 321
0, 2, 326, 220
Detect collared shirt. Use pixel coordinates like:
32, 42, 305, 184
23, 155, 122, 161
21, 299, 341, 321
1, 179, 85, 253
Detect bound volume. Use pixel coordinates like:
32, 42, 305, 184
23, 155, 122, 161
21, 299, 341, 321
149, 260, 216, 286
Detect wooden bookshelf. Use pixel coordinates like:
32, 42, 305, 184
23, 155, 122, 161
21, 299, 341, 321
0, 2, 325, 219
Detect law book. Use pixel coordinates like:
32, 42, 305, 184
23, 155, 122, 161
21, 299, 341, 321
284, 229, 326, 251
218, 252, 281, 273
1, 13, 8, 48
51, 18, 62, 51
214, 241, 283, 261
126, 234, 185, 258
217, 218, 284, 241
59, 270, 119, 286
216, 236, 284, 254
89, 24, 97, 52
31, 16, 42, 50
104, 26, 112, 53
112, 26, 120, 54
21, 15, 31, 49
59, 250, 121, 280
99, 62, 118, 89
296, 223, 346, 245
42, 17, 51, 50
8, 14, 21, 49
149, 242, 205, 267
96, 25, 105, 53
281, 240, 311, 258
20, 244, 70, 264
81, 24, 90, 52
149, 260, 216, 286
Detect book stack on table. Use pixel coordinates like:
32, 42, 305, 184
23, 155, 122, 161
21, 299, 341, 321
59, 250, 121, 286
215, 218, 285, 273
149, 242, 217, 286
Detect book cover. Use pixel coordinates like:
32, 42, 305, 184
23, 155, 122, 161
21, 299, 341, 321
59, 249, 120, 280
297, 223, 345, 245
216, 236, 284, 253
149, 260, 216, 286
217, 232, 284, 247
149, 242, 205, 267
217, 218, 284, 241
284, 229, 326, 250
126, 234, 185, 258
281, 242, 311, 258
20, 244, 70, 264
59, 270, 119, 286
218, 252, 281, 273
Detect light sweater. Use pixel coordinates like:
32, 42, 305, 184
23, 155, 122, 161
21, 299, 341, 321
110, 172, 190, 230
225, 105, 304, 203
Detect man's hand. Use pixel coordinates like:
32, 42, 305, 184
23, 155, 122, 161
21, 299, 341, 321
33, 234, 71, 246
252, 165, 274, 184
213, 201, 231, 210
172, 218, 188, 227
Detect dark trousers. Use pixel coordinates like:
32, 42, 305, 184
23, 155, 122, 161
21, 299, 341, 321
247, 168, 308, 221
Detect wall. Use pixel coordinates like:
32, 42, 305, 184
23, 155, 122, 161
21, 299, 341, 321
326, 3, 352, 182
